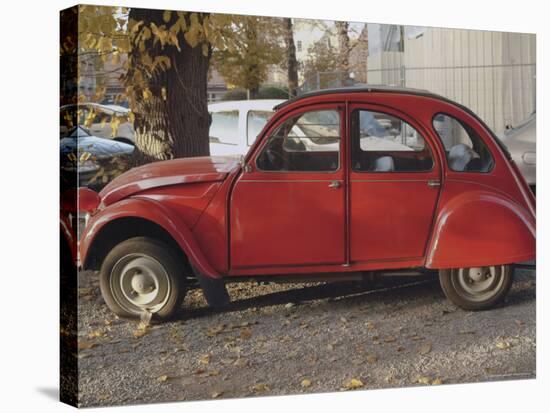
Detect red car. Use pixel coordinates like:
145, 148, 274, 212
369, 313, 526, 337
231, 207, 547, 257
78, 87, 536, 319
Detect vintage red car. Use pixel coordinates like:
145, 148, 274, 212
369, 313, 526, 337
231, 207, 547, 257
78, 87, 536, 319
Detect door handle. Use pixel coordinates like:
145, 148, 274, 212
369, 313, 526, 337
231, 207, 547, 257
427, 180, 441, 188
329, 181, 342, 189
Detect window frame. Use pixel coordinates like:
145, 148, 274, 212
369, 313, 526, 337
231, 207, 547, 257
431, 112, 495, 174
350, 108, 435, 174
254, 106, 344, 174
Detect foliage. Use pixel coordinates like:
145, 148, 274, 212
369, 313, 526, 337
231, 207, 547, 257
221, 85, 289, 101
302, 36, 340, 78
211, 16, 285, 96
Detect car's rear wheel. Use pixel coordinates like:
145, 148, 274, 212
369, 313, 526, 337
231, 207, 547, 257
439, 265, 513, 310
99, 237, 186, 319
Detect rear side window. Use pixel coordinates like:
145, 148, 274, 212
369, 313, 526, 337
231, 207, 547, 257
433, 114, 494, 172
256, 109, 340, 172
350, 110, 434, 172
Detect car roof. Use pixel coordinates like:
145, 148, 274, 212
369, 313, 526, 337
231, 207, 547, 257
208, 99, 285, 113
273, 85, 444, 110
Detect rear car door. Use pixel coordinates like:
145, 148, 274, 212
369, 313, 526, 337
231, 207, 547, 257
348, 104, 442, 263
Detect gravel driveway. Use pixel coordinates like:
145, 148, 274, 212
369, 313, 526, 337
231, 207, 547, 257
76, 269, 536, 407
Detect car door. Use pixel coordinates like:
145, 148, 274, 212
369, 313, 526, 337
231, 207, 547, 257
349, 104, 441, 263
230, 104, 346, 270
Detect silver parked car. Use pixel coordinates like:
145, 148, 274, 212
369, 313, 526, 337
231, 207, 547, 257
499, 112, 536, 192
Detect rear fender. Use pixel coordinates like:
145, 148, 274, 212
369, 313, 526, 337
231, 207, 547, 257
80, 197, 221, 279
426, 190, 535, 268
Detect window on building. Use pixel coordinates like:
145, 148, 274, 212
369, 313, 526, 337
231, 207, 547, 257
256, 109, 340, 172
296, 40, 302, 52
432, 113, 494, 172
351, 110, 433, 172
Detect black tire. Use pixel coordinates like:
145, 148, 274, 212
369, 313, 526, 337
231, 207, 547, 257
439, 265, 513, 310
99, 236, 186, 319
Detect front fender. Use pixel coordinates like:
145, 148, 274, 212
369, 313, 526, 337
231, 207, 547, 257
79, 197, 222, 279
426, 190, 535, 268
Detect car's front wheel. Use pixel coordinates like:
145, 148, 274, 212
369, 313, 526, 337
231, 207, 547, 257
439, 265, 513, 310
99, 237, 186, 319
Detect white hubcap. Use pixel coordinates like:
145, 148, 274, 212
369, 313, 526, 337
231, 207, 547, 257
111, 254, 171, 314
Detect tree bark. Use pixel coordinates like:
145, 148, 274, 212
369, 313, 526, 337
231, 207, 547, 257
335, 21, 350, 75
127, 8, 211, 165
283, 18, 298, 97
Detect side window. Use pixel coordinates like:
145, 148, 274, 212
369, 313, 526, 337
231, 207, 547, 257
210, 110, 239, 145
351, 110, 434, 172
256, 109, 340, 172
432, 114, 494, 172
247, 110, 274, 146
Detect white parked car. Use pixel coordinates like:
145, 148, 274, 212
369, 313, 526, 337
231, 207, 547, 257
60, 103, 134, 144
499, 112, 536, 191
208, 99, 284, 156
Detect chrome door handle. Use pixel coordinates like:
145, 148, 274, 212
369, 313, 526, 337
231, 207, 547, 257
329, 181, 342, 189
427, 180, 441, 188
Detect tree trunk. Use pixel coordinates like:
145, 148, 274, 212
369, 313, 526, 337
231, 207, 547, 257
283, 18, 298, 97
335, 21, 350, 76
127, 8, 211, 165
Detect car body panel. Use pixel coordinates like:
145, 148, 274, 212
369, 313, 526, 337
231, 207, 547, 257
499, 113, 536, 186
79, 88, 536, 280
80, 197, 222, 278
426, 182, 535, 268
99, 156, 240, 207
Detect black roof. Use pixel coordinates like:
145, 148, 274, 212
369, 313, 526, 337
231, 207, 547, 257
274, 85, 445, 110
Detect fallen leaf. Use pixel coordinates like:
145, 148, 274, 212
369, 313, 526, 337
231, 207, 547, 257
343, 378, 364, 390
240, 328, 252, 340
157, 375, 169, 383
496, 341, 511, 350
252, 383, 269, 392
417, 375, 431, 385
199, 354, 211, 364
301, 379, 312, 388
133, 328, 149, 338
233, 358, 248, 367
418, 342, 432, 355
206, 324, 226, 337
78, 341, 96, 350
365, 321, 376, 330
397, 346, 406, 352
284, 303, 295, 309
432, 378, 443, 385
340, 317, 348, 323
366, 354, 378, 363
88, 330, 106, 339
383, 336, 397, 343
211, 391, 223, 399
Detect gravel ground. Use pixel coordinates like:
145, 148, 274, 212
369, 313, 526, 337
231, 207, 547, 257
76, 269, 536, 407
